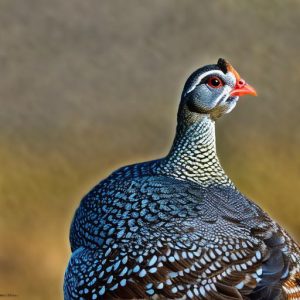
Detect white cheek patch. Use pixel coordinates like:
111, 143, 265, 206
214, 85, 231, 106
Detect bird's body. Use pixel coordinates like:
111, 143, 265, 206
64, 59, 300, 299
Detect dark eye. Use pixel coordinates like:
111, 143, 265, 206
207, 76, 224, 88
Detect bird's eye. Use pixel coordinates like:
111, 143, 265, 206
207, 76, 224, 88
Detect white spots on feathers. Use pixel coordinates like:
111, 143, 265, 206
120, 279, 127, 287
99, 286, 105, 296
107, 275, 113, 284
146, 288, 155, 296
149, 267, 157, 273
120, 266, 128, 276
255, 250, 262, 260
110, 283, 118, 291
230, 253, 238, 261
148, 255, 157, 267
187, 290, 194, 299
157, 282, 164, 289
139, 269, 147, 278
235, 281, 244, 289
256, 267, 263, 276
199, 286, 206, 297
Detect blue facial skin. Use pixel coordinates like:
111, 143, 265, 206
181, 65, 238, 117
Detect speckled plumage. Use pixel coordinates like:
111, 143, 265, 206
64, 59, 300, 300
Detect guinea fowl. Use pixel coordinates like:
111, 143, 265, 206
64, 58, 300, 300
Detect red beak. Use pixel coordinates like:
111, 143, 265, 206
230, 79, 257, 97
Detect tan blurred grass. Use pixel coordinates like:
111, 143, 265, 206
0, 0, 300, 299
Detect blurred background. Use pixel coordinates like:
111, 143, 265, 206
0, 0, 299, 299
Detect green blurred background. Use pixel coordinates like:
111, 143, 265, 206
0, 0, 299, 299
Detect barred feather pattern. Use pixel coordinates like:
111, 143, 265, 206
283, 273, 300, 300
64, 116, 300, 300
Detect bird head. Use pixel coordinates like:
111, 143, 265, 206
180, 58, 257, 120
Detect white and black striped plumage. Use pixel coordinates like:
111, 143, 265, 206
64, 59, 300, 299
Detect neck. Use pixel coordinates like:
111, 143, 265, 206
160, 114, 232, 187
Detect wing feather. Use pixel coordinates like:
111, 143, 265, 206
64, 175, 300, 299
